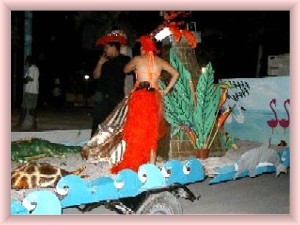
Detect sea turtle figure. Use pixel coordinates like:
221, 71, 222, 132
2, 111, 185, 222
11, 162, 85, 189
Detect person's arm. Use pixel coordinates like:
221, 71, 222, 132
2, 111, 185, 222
25, 66, 37, 83
93, 55, 108, 79
24, 76, 31, 83
123, 57, 137, 74
161, 59, 179, 95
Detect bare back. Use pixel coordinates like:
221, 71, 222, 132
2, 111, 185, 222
134, 55, 162, 88
124, 55, 179, 90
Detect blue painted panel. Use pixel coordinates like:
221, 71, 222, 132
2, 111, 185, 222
163, 160, 187, 185
221, 76, 290, 145
184, 158, 205, 184
138, 164, 166, 190
11, 200, 29, 215
115, 169, 142, 198
22, 191, 62, 215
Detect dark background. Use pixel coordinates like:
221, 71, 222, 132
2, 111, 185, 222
11, 11, 289, 108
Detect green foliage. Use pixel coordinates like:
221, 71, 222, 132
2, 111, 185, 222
160, 48, 194, 128
219, 131, 236, 149
160, 48, 221, 149
193, 63, 221, 148
11, 138, 81, 162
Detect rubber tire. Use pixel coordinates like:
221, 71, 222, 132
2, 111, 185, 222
136, 191, 183, 214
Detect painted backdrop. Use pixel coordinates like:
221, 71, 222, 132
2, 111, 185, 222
221, 76, 290, 145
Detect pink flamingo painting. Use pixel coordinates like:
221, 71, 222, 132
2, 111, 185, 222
279, 99, 290, 133
266, 98, 278, 134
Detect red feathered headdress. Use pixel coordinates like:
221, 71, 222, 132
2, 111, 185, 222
96, 30, 128, 46
137, 35, 157, 53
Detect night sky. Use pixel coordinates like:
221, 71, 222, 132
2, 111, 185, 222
11, 11, 289, 106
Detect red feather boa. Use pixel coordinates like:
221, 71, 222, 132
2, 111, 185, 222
111, 89, 163, 174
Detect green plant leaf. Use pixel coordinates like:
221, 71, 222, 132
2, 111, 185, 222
193, 63, 221, 148
159, 48, 194, 128
160, 50, 221, 150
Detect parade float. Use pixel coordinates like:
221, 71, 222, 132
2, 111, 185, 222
11, 11, 290, 215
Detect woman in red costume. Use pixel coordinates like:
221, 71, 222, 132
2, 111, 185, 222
111, 36, 179, 174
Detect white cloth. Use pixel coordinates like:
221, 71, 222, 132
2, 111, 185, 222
24, 65, 39, 94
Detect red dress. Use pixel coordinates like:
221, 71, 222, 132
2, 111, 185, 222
110, 87, 160, 174
111, 51, 167, 174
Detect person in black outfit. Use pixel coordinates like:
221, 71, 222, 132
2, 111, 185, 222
91, 41, 130, 137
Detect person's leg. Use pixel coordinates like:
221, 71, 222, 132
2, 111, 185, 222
15, 93, 28, 129
91, 92, 104, 137
150, 149, 157, 164
15, 107, 27, 128
91, 102, 101, 137
28, 108, 37, 130
91, 99, 110, 137
27, 93, 38, 130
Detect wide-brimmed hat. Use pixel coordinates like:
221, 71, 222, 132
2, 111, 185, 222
96, 30, 128, 46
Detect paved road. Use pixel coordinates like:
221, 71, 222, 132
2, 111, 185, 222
11, 106, 93, 131
63, 172, 289, 215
